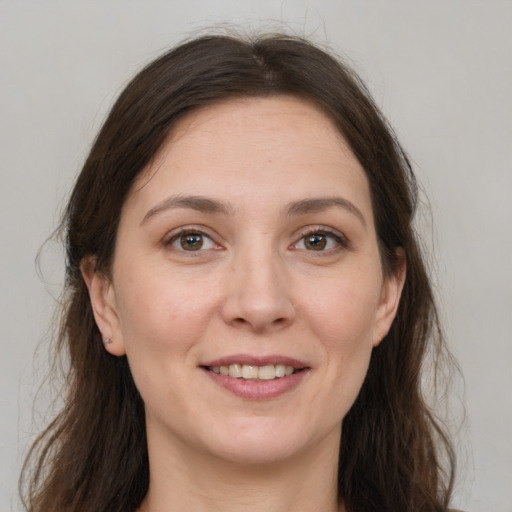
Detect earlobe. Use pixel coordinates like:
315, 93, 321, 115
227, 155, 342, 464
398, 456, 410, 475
80, 257, 126, 356
373, 251, 406, 347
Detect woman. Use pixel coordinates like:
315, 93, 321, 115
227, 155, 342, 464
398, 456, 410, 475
21, 33, 457, 512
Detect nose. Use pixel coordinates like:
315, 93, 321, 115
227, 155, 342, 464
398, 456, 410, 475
220, 245, 296, 333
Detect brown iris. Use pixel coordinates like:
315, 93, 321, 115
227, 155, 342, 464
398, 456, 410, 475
304, 233, 327, 250
180, 233, 204, 250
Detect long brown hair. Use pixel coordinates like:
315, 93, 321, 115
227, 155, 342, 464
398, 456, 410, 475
21, 33, 456, 512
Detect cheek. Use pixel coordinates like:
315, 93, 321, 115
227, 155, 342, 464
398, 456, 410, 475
302, 273, 381, 409
112, 273, 222, 409
304, 273, 382, 351
116, 268, 220, 344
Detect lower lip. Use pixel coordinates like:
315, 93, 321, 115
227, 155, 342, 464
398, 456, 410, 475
202, 368, 309, 399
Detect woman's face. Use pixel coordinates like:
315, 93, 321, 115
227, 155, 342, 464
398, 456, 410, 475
87, 96, 404, 466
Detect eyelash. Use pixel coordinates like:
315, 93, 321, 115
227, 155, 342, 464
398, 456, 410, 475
292, 228, 350, 253
165, 228, 218, 252
164, 227, 350, 254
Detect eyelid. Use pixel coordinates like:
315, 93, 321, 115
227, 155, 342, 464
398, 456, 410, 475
163, 226, 223, 251
291, 226, 351, 251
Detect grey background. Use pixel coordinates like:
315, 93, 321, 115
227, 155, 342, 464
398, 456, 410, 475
1, 1, 511, 511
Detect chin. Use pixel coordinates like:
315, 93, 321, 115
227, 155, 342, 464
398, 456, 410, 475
200, 418, 329, 466
211, 439, 305, 466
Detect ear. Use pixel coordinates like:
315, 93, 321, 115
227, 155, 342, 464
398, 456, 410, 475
373, 250, 406, 347
81, 257, 126, 356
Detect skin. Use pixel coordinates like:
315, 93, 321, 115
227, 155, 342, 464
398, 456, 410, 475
83, 96, 405, 512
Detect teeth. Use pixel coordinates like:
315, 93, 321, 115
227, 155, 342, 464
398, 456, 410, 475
228, 364, 242, 378
275, 364, 286, 378
242, 365, 259, 379
258, 365, 276, 380
210, 363, 297, 380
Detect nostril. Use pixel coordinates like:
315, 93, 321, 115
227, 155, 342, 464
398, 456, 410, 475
230, 316, 289, 330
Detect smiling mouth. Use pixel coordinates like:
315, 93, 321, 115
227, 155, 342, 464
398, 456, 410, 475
205, 363, 304, 381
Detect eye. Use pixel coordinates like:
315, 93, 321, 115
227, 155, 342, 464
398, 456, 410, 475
293, 230, 346, 252
169, 231, 217, 251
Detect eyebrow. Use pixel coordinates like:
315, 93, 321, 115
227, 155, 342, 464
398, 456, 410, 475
286, 197, 367, 228
141, 195, 233, 224
141, 194, 366, 228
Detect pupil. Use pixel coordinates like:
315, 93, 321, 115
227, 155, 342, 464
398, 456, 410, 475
306, 234, 326, 250
181, 233, 203, 250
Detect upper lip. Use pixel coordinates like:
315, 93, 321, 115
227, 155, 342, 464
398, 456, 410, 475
201, 354, 309, 369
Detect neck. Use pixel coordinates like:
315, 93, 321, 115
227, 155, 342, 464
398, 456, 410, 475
138, 426, 343, 512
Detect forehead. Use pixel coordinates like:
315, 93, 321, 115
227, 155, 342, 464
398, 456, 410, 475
165, 95, 350, 163
128, 95, 372, 220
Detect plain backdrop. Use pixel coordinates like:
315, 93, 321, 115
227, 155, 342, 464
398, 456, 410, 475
1, 1, 511, 511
